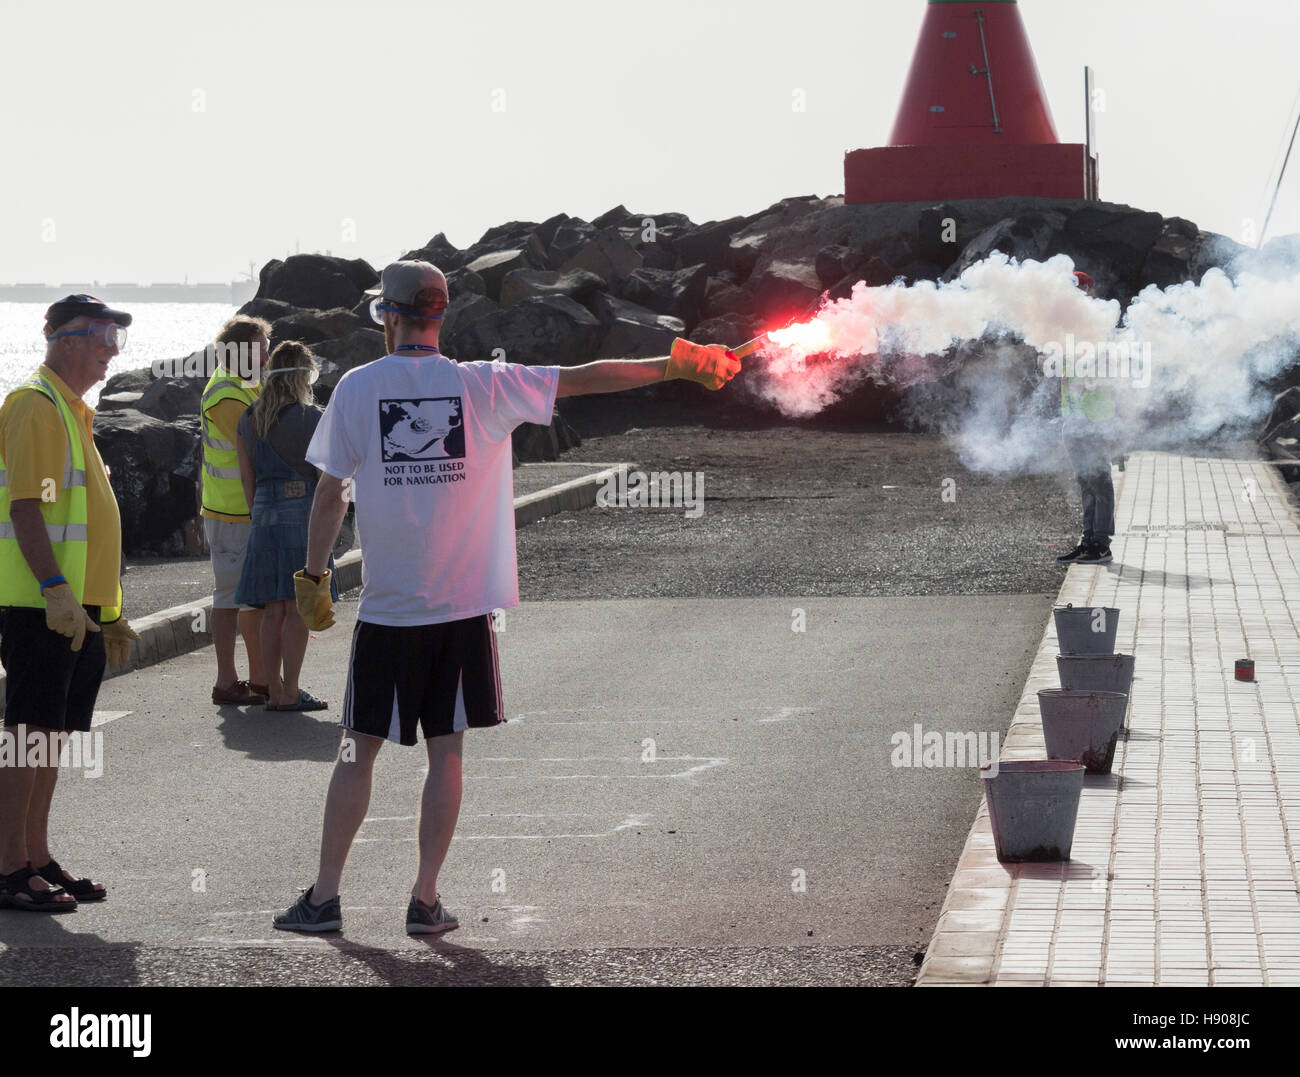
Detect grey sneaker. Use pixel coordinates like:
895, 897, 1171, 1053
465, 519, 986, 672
273, 885, 342, 932
406, 894, 459, 935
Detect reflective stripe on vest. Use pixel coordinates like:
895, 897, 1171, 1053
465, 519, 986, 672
200, 368, 257, 516
0, 374, 121, 620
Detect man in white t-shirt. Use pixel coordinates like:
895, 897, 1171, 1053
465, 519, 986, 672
274, 259, 740, 934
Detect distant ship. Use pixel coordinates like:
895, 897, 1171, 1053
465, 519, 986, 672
0, 280, 255, 305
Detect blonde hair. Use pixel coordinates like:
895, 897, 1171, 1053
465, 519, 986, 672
249, 340, 316, 438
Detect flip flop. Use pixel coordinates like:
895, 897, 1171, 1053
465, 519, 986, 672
266, 690, 328, 712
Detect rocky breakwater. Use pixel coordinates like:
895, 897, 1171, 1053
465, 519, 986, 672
94, 196, 1259, 554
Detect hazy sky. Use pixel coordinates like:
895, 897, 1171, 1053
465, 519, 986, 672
3, 0, 1299, 284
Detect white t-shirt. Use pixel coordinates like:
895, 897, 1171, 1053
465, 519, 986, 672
306, 350, 560, 626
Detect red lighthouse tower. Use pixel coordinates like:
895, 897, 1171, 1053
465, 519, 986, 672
845, 1, 1097, 203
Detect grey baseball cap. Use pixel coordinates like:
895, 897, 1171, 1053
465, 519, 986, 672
365, 260, 449, 319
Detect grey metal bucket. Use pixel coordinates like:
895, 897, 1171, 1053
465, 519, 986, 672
1037, 689, 1129, 774
1054, 604, 1119, 655
982, 760, 1086, 862
1056, 653, 1136, 698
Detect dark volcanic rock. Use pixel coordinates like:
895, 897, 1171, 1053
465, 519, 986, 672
690, 314, 762, 348
944, 212, 1071, 280
621, 265, 709, 326
313, 329, 387, 381
513, 408, 582, 462
1141, 217, 1200, 290
466, 248, 543, 301
446, 266, 487, 297
591, 294, 685, 359
441, 294, 499, 344
273, 308, 368, 348
499, 268, 607, 308
256, 254, 379, 311
560, 228, 644, 291
702, 278, 755, 320
401, 232, 463, 271
449, 295, 602, 367
1065, 206, 1164, 287
102, 368, 155, 396
94, 409, 202, 557
236, 297, 294, 323
747, 258, 824, 323
676, 216, 747, 270
133, 376, 203, 421
547, 220, 597, 267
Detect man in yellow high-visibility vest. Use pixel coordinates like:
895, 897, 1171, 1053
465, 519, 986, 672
201, 316, 268, 705
0, 295, 140, 912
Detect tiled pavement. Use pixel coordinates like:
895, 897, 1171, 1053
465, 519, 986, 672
917, 451, 1300, 986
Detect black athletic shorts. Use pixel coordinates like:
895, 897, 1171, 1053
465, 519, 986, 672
0, 605, 105, 733
343, 614, 504, 746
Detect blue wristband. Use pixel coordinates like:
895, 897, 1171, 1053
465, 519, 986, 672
40, 575, 67, 591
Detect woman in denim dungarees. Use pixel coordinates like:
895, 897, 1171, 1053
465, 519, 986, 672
234, 341, 338, 711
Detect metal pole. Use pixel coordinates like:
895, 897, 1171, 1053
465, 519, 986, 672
973, 9, 1001, 133
1260, 106, 1300, 249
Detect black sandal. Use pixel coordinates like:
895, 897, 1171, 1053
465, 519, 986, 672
0, 864, 77, 913
35, 859, 106, 902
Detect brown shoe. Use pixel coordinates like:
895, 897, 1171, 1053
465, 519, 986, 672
212, 679, 261, 704
248, 682, 270, 700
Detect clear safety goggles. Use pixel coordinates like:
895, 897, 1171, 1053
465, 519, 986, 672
50, 319, 128, 349
369, 297, 444, 326
263, 365, 319, 385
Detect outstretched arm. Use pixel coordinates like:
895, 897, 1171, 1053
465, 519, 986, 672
556, 358, 667, 398
556, 340, 740, 398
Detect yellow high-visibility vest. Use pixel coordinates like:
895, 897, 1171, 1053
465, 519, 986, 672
0, 373, 121, 621
200, 367, 258, 517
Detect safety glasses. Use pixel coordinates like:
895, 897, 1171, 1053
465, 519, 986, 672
369, 297, 443, 326
50, 320, 128, 349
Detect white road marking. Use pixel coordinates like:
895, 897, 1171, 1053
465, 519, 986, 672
756, 707, 815, 723
356, 813, 654, 843
91, 710, 132, 726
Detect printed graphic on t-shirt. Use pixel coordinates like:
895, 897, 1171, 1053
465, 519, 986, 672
379, 397, 465, 461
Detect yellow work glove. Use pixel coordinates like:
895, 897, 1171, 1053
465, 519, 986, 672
666, 338, 741, 391
43, 584, 100, 652
294, 569, 335, 631
101, 616, 141, 668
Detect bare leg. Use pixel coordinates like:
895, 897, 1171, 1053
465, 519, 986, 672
260, 603, 287, 705
239, 608, 266, 686
212, 606, 239, 688
413, 731, 464, 904
278, 602, 310, 706
311, 731, 384, 902
0, 726, 74, 904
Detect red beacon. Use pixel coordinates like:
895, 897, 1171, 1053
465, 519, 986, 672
845, 0, 1097, 203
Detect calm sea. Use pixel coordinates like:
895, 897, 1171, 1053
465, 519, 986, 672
0, 302, 237, 408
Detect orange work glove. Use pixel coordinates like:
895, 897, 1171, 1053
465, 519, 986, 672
293, 569, 335, 631
666, 338, 741, 390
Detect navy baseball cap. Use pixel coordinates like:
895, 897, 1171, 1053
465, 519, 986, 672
44, 294, 133, 332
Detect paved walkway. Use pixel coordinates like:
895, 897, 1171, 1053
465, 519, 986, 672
919, 451, 1300, 986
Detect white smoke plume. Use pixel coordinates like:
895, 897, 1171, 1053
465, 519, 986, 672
744, 252, 1300, 475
